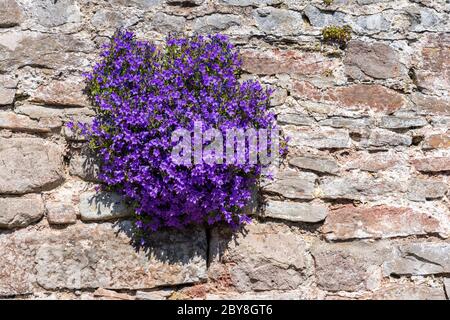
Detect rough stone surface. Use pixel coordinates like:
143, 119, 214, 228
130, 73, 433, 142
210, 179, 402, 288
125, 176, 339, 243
0, 195, 45, 229
312, 241, 392, 292
1, 0, 450, 300
0, 0, 23, 28
0, 138, 63, 194
345, 40, 403, 80
209, 222, 310, 292
0, 222, 207, 294
262, 170, 316, 200
323, 205, 442, 240
264, 200, 328, 223
289, 155, 340, 175
79, 191, 132, 221
384, 242, 450, 276
407, 178, 447, 202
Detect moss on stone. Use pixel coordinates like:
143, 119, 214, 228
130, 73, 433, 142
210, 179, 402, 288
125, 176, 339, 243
321, 25, 352, 45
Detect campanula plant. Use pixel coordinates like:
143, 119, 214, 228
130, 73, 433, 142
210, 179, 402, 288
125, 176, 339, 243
73, 30, 282, 240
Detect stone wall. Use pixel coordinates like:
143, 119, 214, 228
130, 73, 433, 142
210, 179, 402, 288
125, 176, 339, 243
0, 0, 449, 300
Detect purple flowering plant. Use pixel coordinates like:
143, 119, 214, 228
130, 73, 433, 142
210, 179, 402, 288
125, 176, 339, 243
72, 30, 284, 240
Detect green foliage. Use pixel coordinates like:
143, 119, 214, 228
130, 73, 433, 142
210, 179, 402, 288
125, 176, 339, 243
323, 0, 334, 6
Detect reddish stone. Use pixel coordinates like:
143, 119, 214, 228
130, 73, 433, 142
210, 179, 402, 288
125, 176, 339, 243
322, 205, 441, 240
415, 33, 450, 94
30, 79, 89, 108
422, 133, 450, 149
241, 49, 337, 76
411, 93, 450, 116
411, 157, 450, 172
292, 82, 406, 113
344, 152, 400, 172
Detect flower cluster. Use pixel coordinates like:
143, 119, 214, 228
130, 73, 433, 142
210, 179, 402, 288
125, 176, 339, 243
76, 30, 281, 237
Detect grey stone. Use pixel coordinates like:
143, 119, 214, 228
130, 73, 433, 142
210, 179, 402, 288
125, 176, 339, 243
0, 194, 45, 229
320, 173, 400, 200
193, 14, 241, 33
277, 113, 314, 126
372, 284, 446, 300
379, 116, 428, 129
364, 129, 412, 148
149, 12, 186, 34
286, 127, 351, 149
69, 148, 100, 182
0, 222, 207, 294
0, 0, 24, 28
220, 0, 281, 6
0, 32, 93, 72
167, 0, 204, 5
303, 5, 346, 28
262, 170, 316, 200
319, 117, 371, 132
355, 13, 390, 34
90, 9, 140, 30
110, 0, 164, 9
407, 178, 447, 202
312, 241, 392, 292
289, 155, 340, 175
135, 289, 174, 300
0, 138, 64, 194
79, 191, 132, 221
209, 222, 309, 292
264, 200, 328, 223
253, 7, 304, 36
384, 242, 450, 276
25, 0, 82, 28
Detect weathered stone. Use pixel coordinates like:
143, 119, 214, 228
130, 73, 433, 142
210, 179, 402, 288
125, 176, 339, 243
444, 279, 450, 298
286, 127, 351, 149
289, 155, 339, 175
384, 242, 450, 276
24, 0, 81, 28
149, 12, 186, 34
241, 49, 338, 76
344, 151, 401, 172
209, 222, 309, 292
0, 75, 16, 105
193, 14, 241, 33
319, 117, 371, 132
407, 178, 447, 202
320, 173, 400, 200
323, 205, 442, 240
262, 170, 316, 200
0, 0, 23, 28
93, 288, 135, 300
303, 5, 346, 28
312, 241, 392, 292
277, 113, 314, 126
411, 93, 450, 116
206, 290, 309, 300
79, 191, 132, 221
90, 9, 140, 31
0, 111, 58, 133
371, 284, 446, 300
364, 129, 412, 148
0, 32, 93, 72
0, 222, 207, 294
220, 0, 280, 6
414, 34, 450, 94
135, 289, 174, 300
69, 148, 100, 182
355, 13, 390, 34
345, 40, 403, 80
379, 116, 427, 129
422, 133, 450, 149
253, 7, 304, 36
46, 202, 77, 225
264, 200, 328, 223
30, 79, 89, 108
15, 103, 94, 121
292, 82, 406, 113
110, 0, 164, 9
411, 157, 450, 172
0, 194, 45, 229
0, 138, 63, 194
